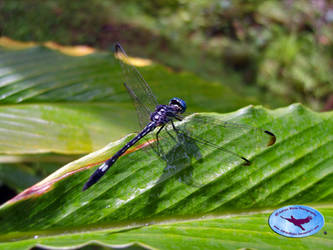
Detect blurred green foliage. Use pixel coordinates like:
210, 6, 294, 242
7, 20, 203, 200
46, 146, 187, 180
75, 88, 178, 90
0, 0, 333, 110
0, 0, 111, 44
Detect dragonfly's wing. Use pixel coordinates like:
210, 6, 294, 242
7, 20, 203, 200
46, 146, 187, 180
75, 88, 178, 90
188, 113, 276, 146
123, 82, 152, 129
115, 43, 158, 129
163, 113, 276, 166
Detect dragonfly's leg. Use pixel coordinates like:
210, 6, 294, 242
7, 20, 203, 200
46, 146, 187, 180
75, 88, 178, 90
156, 124, 165, 145
171, 120, 178, 132
164, 125, 177, 142
156, 124, 166, 156
170, 120, 187, 143
161, 124, 184, 166
167, 121, 192, 160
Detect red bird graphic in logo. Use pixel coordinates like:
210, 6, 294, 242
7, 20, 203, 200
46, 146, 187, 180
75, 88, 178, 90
280, 216, 313, 231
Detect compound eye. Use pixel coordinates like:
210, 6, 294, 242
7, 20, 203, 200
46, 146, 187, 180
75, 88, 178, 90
169, 97, 186, 113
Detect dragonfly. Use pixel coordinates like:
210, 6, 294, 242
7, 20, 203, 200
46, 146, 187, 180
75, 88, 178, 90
82, 43, 276, 191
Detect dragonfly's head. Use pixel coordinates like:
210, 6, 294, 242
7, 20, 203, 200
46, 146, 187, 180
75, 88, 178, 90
169, 97, 186, 114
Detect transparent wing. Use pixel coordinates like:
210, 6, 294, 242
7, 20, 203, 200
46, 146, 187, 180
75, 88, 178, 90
183, 113, 276, 149
152, 113, 276, 167
115, 43, 158, 129
123, 82, 153, 129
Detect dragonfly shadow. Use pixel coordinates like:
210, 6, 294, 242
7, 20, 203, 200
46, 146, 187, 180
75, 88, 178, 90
144, 129, 202, 215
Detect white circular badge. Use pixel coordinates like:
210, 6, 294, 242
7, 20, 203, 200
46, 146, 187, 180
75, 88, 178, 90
269, 205, 324, 238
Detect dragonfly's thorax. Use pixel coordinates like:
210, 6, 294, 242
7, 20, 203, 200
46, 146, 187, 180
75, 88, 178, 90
151, 104, 179, 126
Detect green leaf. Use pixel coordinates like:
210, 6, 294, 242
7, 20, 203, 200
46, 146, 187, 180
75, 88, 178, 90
0, 42, 257, 198
0, 103, 136, 154
0, 104, 332, 249
0, 44, 252, 111
0, 208, 331, 250
0, 44, 254, 156
0, 163, 39, 192
0, 154, 77, 192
